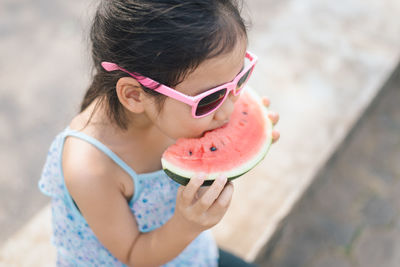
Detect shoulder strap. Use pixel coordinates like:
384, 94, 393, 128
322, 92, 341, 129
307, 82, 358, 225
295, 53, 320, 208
63, 128, 142, 202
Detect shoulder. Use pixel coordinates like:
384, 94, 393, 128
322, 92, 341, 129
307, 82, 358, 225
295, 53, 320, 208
62, 135, 133, 202
61, 135, 142, 264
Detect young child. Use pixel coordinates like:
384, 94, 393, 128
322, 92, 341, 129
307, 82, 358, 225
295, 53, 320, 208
39, 0, 279, 266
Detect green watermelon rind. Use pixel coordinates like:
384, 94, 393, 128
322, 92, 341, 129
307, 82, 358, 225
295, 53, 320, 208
161, 87, 274, 186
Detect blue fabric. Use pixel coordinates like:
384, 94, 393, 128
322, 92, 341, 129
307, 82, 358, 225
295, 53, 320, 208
218, 248, 258, 267
39, 127, 218, 266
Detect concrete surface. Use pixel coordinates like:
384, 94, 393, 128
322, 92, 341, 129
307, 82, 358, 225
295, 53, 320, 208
256, 64, 400, 266
214, 0, 400, 260
1, 0, 400, 265
0, 0, 91, 243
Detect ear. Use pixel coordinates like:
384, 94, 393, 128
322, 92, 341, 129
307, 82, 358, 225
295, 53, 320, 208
115, 77, 146, 114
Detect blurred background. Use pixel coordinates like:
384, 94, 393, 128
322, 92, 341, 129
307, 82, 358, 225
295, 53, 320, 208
0, 0, 399, 266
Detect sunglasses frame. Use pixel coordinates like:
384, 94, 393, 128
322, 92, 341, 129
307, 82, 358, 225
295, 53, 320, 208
101, 51, 258, 118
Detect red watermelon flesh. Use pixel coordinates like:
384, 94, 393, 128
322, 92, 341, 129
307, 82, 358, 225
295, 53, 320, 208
161, 87, 273, 185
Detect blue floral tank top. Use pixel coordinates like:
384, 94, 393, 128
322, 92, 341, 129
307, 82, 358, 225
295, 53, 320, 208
38, 127, 218, 266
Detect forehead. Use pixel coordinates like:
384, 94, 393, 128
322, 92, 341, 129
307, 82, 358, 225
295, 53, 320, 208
176, 39, 247, 95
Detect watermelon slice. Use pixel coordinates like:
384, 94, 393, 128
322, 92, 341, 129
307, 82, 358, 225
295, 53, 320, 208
161, 87, 273, 186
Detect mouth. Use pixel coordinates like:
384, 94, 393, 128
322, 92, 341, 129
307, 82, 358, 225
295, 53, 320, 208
201, 121, 229, 137
218, 121, 230, 129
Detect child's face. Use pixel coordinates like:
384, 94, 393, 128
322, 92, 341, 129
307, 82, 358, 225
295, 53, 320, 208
145, 39, 247, 140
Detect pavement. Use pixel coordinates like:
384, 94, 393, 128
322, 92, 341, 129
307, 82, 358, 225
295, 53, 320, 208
0, 0, 90, 243
255, 64, 400, 266
1, 0, 400, 265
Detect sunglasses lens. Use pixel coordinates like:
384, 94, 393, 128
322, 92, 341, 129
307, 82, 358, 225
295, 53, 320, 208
236, 66, 253, 93
196, 88, 227, 116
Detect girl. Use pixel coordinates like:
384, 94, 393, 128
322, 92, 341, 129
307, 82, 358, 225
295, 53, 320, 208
39, 0, 280, 266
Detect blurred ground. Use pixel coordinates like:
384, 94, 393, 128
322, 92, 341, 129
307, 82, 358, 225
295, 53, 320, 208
1, 0, 399, 265
256, 64, 400, 266
0, 0, 90, 243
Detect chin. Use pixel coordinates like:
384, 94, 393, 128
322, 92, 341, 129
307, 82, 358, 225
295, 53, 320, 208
166, 126, 210, 140
185, 130, 207, 139
167, 131, 201, 141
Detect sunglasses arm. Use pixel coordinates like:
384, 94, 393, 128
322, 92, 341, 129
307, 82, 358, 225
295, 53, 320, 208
101, 62, 196, 106
153, 85, 196, 106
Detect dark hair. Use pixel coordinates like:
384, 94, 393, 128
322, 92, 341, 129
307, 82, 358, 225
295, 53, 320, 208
81, 0, 248, 129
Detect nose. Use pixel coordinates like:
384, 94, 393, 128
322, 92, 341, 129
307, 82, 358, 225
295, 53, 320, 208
213, 91, 240, 121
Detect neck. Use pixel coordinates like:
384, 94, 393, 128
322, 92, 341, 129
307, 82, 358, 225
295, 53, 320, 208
71, 99, 174, 173
77, 98, 152, 140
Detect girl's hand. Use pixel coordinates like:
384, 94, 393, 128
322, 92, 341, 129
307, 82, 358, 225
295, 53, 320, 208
262, 96, 280, 144
173, 174, 233, 235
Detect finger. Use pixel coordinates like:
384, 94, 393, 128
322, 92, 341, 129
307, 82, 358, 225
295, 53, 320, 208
208, 182, 234, 214
268, 111, 279, 125
195, 186, 208, 201
194, 175, 227, 213
272, 130, 280, 143
180, 174, 205, 206
262, 97, 270, 108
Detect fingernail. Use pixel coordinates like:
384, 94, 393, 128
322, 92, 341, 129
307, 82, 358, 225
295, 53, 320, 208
197, 173, 206, 180
268, 111, 277, 117
217, 175, 227, 184
193, 173, 205, 185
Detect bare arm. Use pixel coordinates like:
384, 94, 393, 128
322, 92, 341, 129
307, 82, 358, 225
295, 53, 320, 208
63, 140, 233, 267
128, 175, 233, 266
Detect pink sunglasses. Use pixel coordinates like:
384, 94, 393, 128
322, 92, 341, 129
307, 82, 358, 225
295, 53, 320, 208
101, 51, 258, 118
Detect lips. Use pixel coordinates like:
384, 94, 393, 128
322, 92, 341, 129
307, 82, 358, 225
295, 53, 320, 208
218, 121, 229, 129
201, 121, 229, 136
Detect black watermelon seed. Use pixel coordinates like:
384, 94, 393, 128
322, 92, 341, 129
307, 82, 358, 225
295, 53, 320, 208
210, 146, 217, 152
242, 111, 248, 115
189, 151, 193, 156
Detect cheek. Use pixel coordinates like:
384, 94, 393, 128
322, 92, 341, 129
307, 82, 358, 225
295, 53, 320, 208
158, 100, 211, 139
